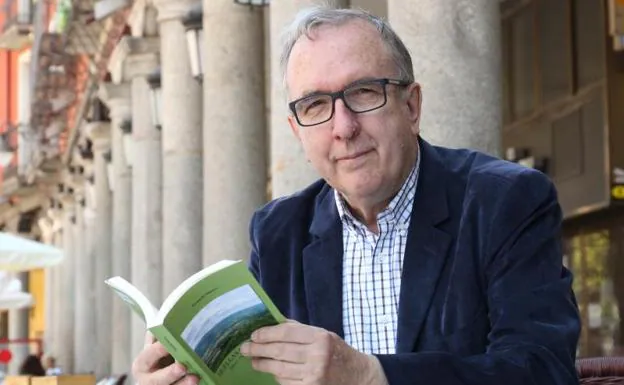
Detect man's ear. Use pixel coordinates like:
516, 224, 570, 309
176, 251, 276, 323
406, 83, 422, 135
288, 115, 302, 141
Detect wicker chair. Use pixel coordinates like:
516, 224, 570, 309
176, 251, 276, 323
577, 357, 624, 384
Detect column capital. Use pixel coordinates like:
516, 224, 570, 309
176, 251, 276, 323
98, 83, 132, 120
59, 195, 76, 212
63, 169, 86, 195
125, 53, 160, 80
128, 0, 159, 37
109, 36, 160, 82
153, 0, 196, 22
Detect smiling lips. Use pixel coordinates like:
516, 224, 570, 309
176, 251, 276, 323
335, 149, 373, 162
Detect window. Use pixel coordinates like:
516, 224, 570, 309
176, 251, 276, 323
564, 219, 624, 357
574, 0, 606, 88
538, 0, 571, 103
501, 0, 606, 124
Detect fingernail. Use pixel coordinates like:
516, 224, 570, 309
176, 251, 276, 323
175, 364, 187, 376
240, 342, 250, 355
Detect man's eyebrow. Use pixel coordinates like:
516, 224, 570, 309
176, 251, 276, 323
298, 89, 326, 99
297, 77, 380, 99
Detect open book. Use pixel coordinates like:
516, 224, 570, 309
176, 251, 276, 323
105, 259, 285, 385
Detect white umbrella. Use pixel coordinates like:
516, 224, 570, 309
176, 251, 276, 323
0, 232, 64, 271
0, 292, 33, 309
0, 272, 33, 309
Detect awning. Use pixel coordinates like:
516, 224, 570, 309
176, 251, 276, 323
0, 232, 64, 271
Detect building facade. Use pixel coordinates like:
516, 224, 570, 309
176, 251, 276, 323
0, 0, 56, 372
0, 0, 620, 379
500, 0, 624, 357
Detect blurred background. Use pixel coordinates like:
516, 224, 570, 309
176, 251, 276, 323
0, 0, 622, 381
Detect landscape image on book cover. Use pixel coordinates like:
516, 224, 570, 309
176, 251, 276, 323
181, 284, 277, 374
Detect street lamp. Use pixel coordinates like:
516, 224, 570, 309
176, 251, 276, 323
147, 67, 162, 130
103, 149, 114, 191
120, 118, 134, 167
182, 2, 203, 82
233, 0, 269, 6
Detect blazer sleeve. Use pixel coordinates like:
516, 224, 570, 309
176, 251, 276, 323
374, 170, 581, 385
248, 210, 261, 280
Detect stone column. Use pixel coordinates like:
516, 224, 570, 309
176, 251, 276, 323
202, 1, 265, 264
115, 36, 162, 357
50, 224, 63, 366
269, 0, 348, 197
44, 244, 54, 358
72, 194, 86, 370
73, 190, 96, 374
153, 0, 203, 294
99, 83, 133, 375
58, 199, 76, 373
7, 272, 29, 375
43, 208, 61, 363
88, 122, 113, 379
387, 0, 501, 154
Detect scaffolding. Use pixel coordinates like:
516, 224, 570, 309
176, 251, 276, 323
28, 0, 129, 173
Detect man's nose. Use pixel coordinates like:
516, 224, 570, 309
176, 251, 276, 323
332, 99, 360, 140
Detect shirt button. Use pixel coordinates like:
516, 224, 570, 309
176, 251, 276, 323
380, 314, 392, 325
378, 253, 389, 263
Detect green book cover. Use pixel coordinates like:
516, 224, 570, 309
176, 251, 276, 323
105, 260, 285, 385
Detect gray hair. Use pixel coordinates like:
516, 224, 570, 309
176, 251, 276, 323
279, 6, 415, 91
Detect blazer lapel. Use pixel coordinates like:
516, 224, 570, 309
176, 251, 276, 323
396, 140, 452, 353
302, 188, 345, 338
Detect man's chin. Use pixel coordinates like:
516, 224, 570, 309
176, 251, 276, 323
340, 182, 385, 204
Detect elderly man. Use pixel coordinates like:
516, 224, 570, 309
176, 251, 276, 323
132, 6, 581, 385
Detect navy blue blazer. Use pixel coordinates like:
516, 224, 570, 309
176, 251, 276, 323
248, 139, 581, 385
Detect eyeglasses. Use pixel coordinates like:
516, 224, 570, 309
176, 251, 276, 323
288, 78, 412, 127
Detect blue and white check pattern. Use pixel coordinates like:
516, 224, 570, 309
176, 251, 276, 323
334, 153, 420, 355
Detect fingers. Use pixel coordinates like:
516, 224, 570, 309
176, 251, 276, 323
252, 322, 318, 344
132, 342, 195, 385
134, 342, 170, 374
251, 358, 304, 381
241, 342, 307, 363
144, 332, 156, 349
173, 375, 199, 385
156, 355, 175, 369
149, 364, 189, 385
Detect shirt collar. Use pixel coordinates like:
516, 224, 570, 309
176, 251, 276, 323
334, 145, 421, 230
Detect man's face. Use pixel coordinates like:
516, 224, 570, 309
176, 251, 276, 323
286, 21, 422, 206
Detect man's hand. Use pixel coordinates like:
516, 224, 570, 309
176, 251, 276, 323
240, 321, 388, 385
131, 332, 199, 385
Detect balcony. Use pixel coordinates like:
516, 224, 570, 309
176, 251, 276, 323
0, 0, 34, 50
31, 33, 76, 130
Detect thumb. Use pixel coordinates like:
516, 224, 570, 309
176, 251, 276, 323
143, 331, 155, 350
